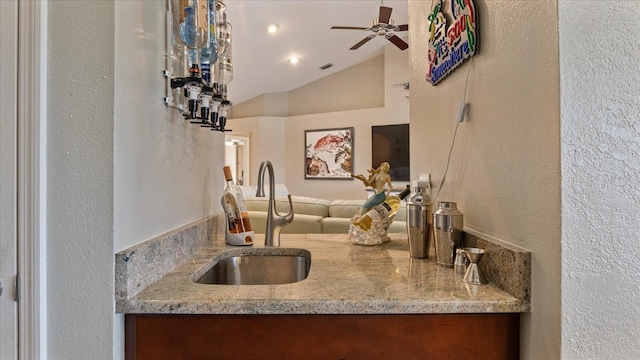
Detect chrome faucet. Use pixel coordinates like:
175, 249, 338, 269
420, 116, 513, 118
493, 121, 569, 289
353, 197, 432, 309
256, 160, 294, 246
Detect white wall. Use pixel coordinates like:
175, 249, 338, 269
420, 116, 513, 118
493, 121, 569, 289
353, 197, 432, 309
228, 108, 411, 200
227, 116, 286, 186
288, 55, 385, 116
47, 2, 115, 358
408, 1, 561, 359
0, 2, 18, 358
559, 1, 640, 359
45, 2, 640, 359
231, 55, 385, 118
228, 42, 409, 200
113, 0, 225, 252
47, 1, 226, 359
384, 41, 410, 123
285, 107, 405, 200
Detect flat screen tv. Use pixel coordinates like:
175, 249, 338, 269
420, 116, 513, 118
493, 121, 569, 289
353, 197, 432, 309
371, 124, 410, 182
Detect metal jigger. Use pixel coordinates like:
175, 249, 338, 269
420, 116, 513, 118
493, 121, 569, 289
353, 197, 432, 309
462, 248, 488, 285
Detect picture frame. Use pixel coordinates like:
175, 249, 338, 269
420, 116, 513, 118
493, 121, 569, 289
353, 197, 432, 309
304, 127, 354, 180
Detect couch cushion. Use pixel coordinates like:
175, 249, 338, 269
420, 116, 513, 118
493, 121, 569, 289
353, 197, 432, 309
244, 196, 330, 217
239, 184, 289, 199
320, 217, 353, 233
328, 199, 364, 218
281, 214, 324, 234
395, 202, 407, 221
244, 197, 269, 212
247, 211, 323, 234
288, 196, 330, 217
387, 220, 407, 233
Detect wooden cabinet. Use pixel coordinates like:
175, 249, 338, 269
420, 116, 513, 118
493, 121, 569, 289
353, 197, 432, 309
126, 313, 519, 359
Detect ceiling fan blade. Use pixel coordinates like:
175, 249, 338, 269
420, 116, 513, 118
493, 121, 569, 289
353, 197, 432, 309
331, 26, 368, 30
379, 6, 392, 24
387, 35, 408, 50
396, 24, 408, 31
350, 35, 376, 50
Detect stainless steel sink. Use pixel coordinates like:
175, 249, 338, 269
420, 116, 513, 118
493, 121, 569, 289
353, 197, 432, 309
195, 248, 311, 285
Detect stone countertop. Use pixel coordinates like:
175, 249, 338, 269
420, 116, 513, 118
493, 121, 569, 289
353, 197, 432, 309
116, 233, 529, 314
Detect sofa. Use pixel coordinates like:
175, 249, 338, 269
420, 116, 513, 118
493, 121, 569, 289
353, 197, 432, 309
243, 195, 407, 234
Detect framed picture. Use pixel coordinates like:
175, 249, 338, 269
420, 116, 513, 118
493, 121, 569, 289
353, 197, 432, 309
305, 127, 353, 180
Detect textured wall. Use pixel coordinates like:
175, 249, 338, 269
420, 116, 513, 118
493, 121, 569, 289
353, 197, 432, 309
47, 1, 115, 358
48, 1, 227, 358
0, 2, 18, 358
408, 1, 561, 359
559, 1, 640, 358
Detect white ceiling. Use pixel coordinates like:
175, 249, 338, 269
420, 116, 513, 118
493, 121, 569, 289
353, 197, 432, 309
224, 0, 409, 105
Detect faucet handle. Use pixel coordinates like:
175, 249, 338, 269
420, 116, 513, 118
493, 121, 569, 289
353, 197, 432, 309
275, 194, 295, 224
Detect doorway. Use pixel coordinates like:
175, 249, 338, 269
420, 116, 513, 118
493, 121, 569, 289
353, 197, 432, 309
224, 135, 250, 186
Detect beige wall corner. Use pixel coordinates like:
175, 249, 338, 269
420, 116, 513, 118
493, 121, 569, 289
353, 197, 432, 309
408, 1, 561, 359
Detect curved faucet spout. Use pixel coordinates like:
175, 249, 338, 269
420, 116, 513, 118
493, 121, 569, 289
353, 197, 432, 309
256, 160, 273, 198
256, 160, 294, 246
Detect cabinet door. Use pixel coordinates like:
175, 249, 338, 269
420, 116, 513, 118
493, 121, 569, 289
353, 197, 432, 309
126, 313, 519, 359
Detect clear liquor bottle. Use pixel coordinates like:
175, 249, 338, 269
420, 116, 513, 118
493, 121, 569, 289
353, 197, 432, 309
200, 0, 219, 86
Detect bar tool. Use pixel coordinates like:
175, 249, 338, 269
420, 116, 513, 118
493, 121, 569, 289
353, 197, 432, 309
454, 248, 468, 275
406, 186, 431, 258
433, 201, 463, 267
462, 247, 488, 285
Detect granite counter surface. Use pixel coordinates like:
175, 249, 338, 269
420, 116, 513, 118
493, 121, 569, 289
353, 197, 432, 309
116, 232, 530, 314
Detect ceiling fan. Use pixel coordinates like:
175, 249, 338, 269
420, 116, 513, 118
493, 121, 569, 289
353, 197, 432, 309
331, 3, 408, 51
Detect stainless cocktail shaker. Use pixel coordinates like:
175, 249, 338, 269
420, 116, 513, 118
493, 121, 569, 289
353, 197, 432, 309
406, 202, 431, 258
433, 201, 463, 267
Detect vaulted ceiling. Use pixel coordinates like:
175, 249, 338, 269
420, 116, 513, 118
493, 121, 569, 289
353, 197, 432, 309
225, 0, 409, 105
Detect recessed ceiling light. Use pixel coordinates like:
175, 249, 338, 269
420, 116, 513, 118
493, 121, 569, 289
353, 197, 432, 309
267, 23, 279, 33
288, 56, 300, 64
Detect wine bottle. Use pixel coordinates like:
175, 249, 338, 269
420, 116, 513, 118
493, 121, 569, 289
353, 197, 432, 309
354, 188, 411, 231
221, 166, 254, 245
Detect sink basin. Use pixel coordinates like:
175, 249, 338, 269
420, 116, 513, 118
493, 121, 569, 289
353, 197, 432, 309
195, 248, 311, 285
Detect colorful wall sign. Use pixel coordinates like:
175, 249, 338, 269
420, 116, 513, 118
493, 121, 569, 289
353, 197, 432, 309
426, 0, 478, 85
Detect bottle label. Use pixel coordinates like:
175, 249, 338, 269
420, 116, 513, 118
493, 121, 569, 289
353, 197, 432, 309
201, 63, 211, 85
236, 190, 247, 213
369, 206, 388, 223
223, 193, 239, 232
